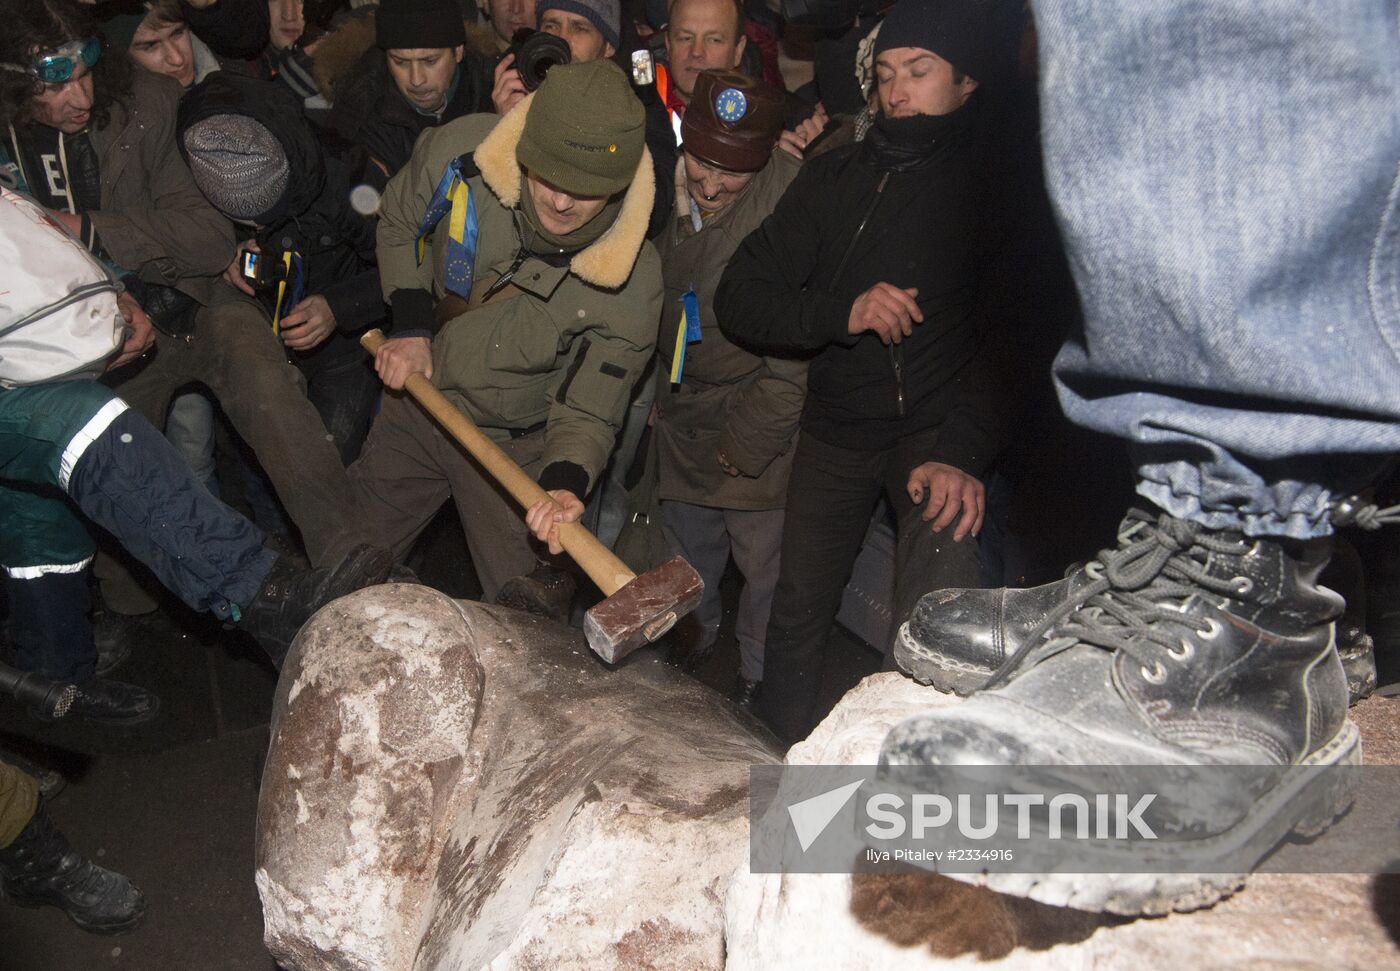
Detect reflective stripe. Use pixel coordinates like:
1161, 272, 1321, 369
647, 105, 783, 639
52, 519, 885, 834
5, 556, 94, 579
58, 397, 127, 491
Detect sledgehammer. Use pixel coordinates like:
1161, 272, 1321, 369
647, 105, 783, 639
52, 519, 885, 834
362, 329, 703, 663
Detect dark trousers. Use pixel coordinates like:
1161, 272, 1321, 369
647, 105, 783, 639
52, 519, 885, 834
759, 428, 986, 744
105, 297, 366, 567
7, 407, 276, 680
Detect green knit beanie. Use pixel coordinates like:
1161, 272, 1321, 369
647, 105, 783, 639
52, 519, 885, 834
516, 59, 645, 198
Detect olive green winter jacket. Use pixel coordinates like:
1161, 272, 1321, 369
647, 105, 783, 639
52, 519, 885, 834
376, 101, 663, 493
653, 149, 805, 511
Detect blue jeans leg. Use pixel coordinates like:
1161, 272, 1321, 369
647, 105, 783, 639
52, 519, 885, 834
1039, 0, 1400, 538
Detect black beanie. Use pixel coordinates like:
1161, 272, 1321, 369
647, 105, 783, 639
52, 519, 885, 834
872, 0, 1010, 85
376, 0, 467, 50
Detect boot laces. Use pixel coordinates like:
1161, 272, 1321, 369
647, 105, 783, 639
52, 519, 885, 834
986, 511, 1251, 689
1330, 497, 1400, 530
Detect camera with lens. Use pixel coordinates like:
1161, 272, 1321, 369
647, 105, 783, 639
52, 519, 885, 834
239, 248, 289, 293
508, 28, 572, 91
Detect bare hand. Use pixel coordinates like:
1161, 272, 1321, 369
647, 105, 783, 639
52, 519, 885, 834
492, 54, 528, 116
777, 102, 830, 159
716, 450, 740, 477
525, 489, 585, 555
106, 292, 156, 372
224, 238, 259, 296
279, 294, 336, 351
906, 462, 984, 541
848, 282, 922, 344
373, 335, 433, 391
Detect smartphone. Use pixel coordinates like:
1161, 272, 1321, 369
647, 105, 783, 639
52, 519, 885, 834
631, 49, 655, 87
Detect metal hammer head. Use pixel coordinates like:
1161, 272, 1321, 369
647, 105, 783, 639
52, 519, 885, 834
583, 555, 704, 663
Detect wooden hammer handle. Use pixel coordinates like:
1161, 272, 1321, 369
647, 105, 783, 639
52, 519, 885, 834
362, 329, 637, 596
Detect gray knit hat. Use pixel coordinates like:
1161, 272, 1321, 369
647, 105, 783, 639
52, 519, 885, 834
535, 0, 620, 51
182, 114, 290, 222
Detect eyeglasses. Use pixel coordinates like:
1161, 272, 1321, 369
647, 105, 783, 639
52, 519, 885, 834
0, 37, 101, 85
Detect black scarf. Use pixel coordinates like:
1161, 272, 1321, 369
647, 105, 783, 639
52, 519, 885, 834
865, 99, 976, 173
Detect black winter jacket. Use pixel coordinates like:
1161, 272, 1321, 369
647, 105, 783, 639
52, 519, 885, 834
715, 102, 1011, 476
328, 48, 494, 188
178, 73, 384, 367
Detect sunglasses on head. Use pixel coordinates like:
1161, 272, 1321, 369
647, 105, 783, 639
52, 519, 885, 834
0, 37, 101, 85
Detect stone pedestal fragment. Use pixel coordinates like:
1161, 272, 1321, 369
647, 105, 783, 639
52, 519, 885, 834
724, 673, 1400, 971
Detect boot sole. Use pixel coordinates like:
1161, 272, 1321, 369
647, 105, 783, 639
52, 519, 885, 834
30, 697, 161, 727
1, 887, 146, 934
893, 624, 1000, 695
931, 719, 1363, 916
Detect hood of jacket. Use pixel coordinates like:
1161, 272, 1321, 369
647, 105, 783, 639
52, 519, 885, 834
177, 72, 326, 225
475, 93, 656, 290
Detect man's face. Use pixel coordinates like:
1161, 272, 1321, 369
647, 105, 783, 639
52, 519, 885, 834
682, 150, 754, 214
875, 47, 978, 119
267, 0, 305, 50
481, 0, 532, 50
665, 0, 745, 102
386, 47, 465, 112
30, 62, 95, 133
129, 16, 196, 89
525, 169, 609, 236
539, 9, 614, 64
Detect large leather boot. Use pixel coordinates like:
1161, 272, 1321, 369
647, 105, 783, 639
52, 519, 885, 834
0, 801, 146, 934
236, 544, 395, 666
879, 509, 1360, 915
897, 515, 1377, 704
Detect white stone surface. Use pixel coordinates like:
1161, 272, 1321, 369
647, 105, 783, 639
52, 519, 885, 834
724, 674, 1400, 971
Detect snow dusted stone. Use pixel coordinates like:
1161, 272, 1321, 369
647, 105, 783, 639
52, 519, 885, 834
725, 674, 1400, 970
257, 584, 781, 971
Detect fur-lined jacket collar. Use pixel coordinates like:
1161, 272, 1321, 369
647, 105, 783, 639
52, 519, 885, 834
474, 93, 655, 291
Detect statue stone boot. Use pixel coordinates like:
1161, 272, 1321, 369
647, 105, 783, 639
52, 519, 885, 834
879, 508, 1365, 915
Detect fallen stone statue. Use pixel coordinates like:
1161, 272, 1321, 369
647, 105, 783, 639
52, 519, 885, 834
258, 586, 1400, 970
256, 584, 781, 971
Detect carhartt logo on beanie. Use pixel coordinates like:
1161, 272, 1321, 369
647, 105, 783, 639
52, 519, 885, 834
516, 60, 644, 197
377, 0, 468, 50
534, 0, 621, 51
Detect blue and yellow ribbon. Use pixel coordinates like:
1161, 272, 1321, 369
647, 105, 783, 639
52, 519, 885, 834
416, 158, 479, 299
668, 287, 703, 385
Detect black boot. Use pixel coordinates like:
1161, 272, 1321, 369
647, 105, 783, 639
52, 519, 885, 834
0, 801, 146, 934
729, 674, 762, 710
495, 562, 577, 622
32, 678, 160, 726
893, 567, 1098, 694
879, 509, 1359, 915
898, 519, 1381, 705
91, 609, 149, 677
236, 544, 395, 666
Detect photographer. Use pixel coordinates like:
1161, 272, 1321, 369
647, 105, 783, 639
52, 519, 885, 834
492, 0, 675, 240
180, 72, 385, 462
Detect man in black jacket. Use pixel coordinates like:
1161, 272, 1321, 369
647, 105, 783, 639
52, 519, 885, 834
715, 0, 1011, 745
180, 72, 384, 462
328, 0, 495, 188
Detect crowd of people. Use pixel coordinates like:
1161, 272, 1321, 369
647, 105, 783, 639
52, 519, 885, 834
0, 0, 1395, 944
